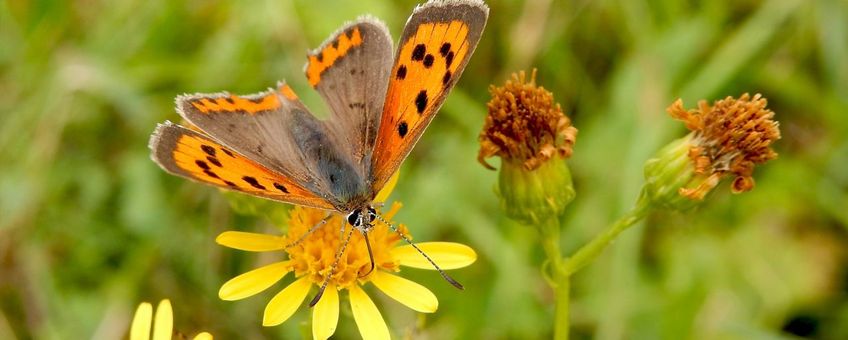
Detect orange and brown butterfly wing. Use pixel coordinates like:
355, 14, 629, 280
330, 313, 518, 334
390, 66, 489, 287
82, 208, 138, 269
149, 122, 334, 210
304, 17, 393, 175
175, 82, 313, 183
370, 0, 489, 193
174, 81, 363, 208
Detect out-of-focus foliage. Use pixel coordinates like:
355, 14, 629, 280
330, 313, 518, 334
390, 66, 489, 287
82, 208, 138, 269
1, 0, 846, 339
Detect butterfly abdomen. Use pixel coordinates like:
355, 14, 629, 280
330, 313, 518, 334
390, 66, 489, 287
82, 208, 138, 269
289, 109, 369, 208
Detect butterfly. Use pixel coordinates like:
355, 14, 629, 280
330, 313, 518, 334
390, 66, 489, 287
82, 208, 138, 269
149, 0, 488, 304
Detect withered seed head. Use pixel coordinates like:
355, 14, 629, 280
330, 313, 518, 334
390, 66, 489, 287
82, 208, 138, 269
478, 69, 577, 171
478, 70, 577, 224
668, 93, 781, 199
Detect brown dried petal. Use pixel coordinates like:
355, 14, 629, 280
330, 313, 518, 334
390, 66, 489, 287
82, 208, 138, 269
478, 69, 577, 171
670, 93, 780, 197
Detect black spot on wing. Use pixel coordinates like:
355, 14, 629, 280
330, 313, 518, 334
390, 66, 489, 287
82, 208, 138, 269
242, 176, 266, 190
423, 54, 434, 68
203, 169, 219, 179
273, 182, 289, 193
442, 71, 452, 86
440, 43, 451, 56
412, 44, 426, 61
396, 65, 407, 80
415, 90, 428, 114
398, 121, 408, 138
206, 156, 222, 167
201, 145, 216, 156
195, 160, 210, 170
445, 51, 454, 68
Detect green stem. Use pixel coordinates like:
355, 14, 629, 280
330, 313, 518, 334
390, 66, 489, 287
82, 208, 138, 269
538, 191, 651, 339
563, 193, 651, 276
553, 273, 570, 340
539, 216, 569, 340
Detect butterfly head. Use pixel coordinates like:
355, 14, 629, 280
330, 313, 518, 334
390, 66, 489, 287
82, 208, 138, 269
346, 206, 378, 233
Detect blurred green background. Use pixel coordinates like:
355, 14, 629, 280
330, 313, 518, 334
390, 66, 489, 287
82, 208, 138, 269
2, 0, 847, 339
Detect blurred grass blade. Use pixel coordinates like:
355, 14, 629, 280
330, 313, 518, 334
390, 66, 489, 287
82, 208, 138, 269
679, 0, 804, 101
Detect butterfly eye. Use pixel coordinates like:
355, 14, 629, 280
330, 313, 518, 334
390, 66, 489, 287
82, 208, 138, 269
367, 207, 377, 220
347, 209, 361, 226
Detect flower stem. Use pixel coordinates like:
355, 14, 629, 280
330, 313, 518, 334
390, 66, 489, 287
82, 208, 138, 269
563, 192, 651, 276
553, 273, 570, 340
539, 216, 569, 340
537, 191, 651, 339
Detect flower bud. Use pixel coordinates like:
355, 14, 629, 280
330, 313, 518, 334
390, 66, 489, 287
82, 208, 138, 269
643, 133, 713, 210
478, 70, 577, 224
497, 157, 575, 224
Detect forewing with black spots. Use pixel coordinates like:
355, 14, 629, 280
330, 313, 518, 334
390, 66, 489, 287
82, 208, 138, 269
370, 0, 489, 193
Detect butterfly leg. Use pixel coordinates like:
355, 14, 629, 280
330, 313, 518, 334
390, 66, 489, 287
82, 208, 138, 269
309, 224, 355, 307
285, 213, 333, 249
373, 214, 464, 290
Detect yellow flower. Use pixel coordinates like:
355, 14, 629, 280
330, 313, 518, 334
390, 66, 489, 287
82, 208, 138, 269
216, 193, 477, 339
130, 299, 212, 340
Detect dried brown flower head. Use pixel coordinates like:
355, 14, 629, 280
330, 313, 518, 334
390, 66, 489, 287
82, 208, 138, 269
478, 69, 577, 171
668, 93, 780, 199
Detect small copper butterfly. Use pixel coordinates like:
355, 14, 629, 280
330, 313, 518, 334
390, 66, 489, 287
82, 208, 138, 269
149, 0, 488, 304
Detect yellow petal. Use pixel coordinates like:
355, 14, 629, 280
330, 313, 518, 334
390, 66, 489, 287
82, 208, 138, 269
152, 299, 173, 340
312, 284, 339, 340
263, 277, 311, 326
349, 285, 390, 340
130, 302, 153, 340
374, 170, 399, 202
192, 332, 213, 340
392, 242, 477, 270
371, 271, 438, 313
219, 261, 290, 301
216, 231, 284, 252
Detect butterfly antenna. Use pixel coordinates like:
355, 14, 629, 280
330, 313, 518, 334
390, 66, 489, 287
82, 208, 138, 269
359, 231, 376, 278
309, 224, 355, 307
373, 214, 463, 290
285, 213, 332, 249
